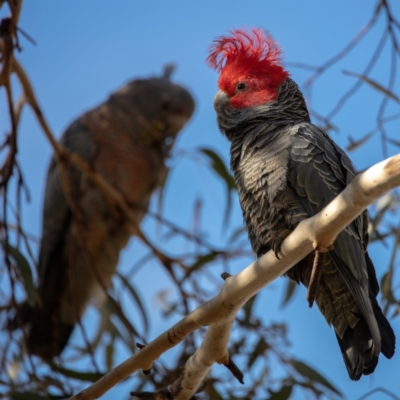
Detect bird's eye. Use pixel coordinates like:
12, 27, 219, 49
236, 82, 246, 91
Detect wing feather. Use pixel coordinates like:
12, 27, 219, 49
289, 124, 380, 350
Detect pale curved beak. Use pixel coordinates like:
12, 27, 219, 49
213, 90, 230, 112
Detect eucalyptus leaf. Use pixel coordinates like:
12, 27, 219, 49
200, 147, 236, 226
268, 385, 293, 400
117, 272, 149, 334
49, 362, 104, 382
186, 250, 221, 278
292, 359, 342, 397
248, 337, 269, 368
1, 242, 39, 307
281, 279, 298, 308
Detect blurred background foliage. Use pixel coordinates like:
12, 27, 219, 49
1, 1, 400, 399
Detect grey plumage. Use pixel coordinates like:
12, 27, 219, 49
214, 77, 395, 380
27, 72, 195, 358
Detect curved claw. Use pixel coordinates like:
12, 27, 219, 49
273, 246, 282, 260
266, 229, 293, 260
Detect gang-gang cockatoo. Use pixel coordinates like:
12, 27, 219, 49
27, 67, 195, 358
207, 29, 395, 380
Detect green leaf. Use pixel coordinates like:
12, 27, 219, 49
2, 243, 39, 307
105, 341, 114, 370
247, 337, 269, 368
117, 272, 149, 334
199, 148, 236, 189
243, 294, 257, 321
185, 251, 221, 278
343, 70, 400, 103
281, 279, 298, 308
108, 318, 135, 351
393, 305, 400, 318
292, 359, 342, 397
192, 251, 220, 270
268, 385, 293, 400
49, 362, 104, 382
205, 383, 225, 399
199, 147, 236, 227
108, 297, 140, 339
88, 302, 112, 352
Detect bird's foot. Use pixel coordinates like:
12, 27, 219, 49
266, 229, 293, 260
306, 245, 333, 308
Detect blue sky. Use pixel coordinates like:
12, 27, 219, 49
2, 1, 400, 399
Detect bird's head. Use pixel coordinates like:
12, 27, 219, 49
207, 29, 289, 110
109, 66, 195, 149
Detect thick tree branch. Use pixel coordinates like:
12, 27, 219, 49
69, 153, 400, 399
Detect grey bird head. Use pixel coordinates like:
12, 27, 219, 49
110, 69, 195, 144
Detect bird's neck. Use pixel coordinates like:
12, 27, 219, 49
227, 79, 310, 173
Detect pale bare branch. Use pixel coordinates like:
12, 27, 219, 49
70, 153, 400, 400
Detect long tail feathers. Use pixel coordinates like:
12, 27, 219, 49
371, 298, 396, 359
28, 316, 74, 359
336, 305, 395, 380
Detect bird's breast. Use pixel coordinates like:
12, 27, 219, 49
237, 130, 292, 205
